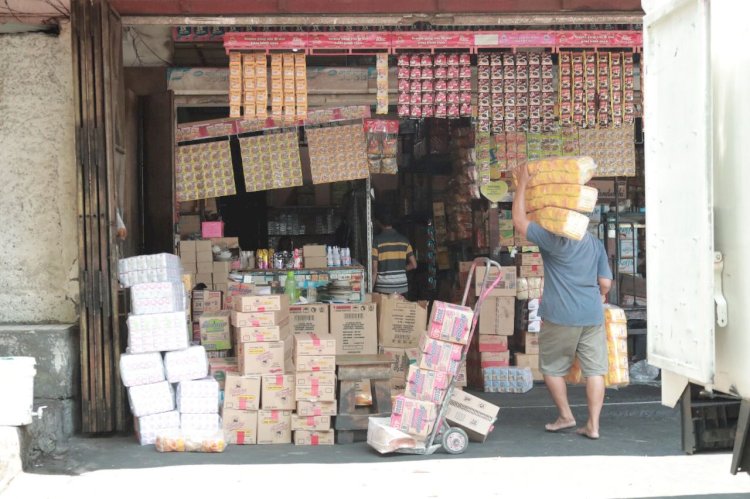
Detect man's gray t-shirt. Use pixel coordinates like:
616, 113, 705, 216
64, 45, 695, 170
526, 222, 613, 326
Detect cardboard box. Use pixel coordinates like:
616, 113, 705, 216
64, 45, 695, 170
208, 357, 238, 390
427, 301, 474, 345
478, 335, 509, 353
225, 281, 255, 310
456, 363, 467, 388
404, 365, 451, 404
519, 265, 545, 278
294, 355, 336, 373
261, 374, 296, 410
475, 266, 517, 297
290, 414, 332, 431
519, 252, 543, 266
525, 332, 540, 354
289, 304, 329, 335
234, 294, 289, 313
330, 303, 378, 355
195, 273, 213, 287
445, 390, 500, 442
213, 261, 232, 277
193, 290, 222, 318
232, 310, 289, 328
222, 409, 258, 444
199, 311, 232, 351
481, 351, 510, 368
304, 257, 328, 269
303, 245, 327, 257
294, 430, 335, 446
257, 410, 292, 444
234, 320, 291, 343
294, 333, 337, 356
295, 371, 336, 401
376, 294, 428, 348
296, 400, 337, 417
197, 261, 214, 275
378, 346, 410, 379
417, 336, 463, 376
515, 353, 542, 380
223, 374, 261, 411
238, 339, 291, 375
202, 221, 224, 239
196, 240, 214, 263
182, 261, 198, 274
179, 241, 197, 262
479, 296, 515, 336
180, 215, 201, 238
390, 395, 438, 438
499, 219, 515, 247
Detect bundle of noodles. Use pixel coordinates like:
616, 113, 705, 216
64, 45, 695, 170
526, 184, 599, 213
527, 206, 590, 241
526, 156, 597, 187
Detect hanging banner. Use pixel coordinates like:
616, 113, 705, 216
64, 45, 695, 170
306, 123, 369, 184
224, 32, 308, 51
309, 32, 391, 50
175, 140, 236, 202
557, 31, 643, 48
390, 32, 475, 49
239, 131, 304, 192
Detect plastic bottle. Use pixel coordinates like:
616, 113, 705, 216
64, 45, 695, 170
333, 246, 341, 267
344, 248, 351, 266
284, 271, 298, 304
326, 246, 334, 267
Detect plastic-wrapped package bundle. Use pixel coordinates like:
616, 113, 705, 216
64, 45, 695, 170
177, 377, 219, 414
180, 413, 221, 432
516, 277, 544, 300
155, 429, 226, 453
118, 253, 182, 288
128, 381, 175, 418
120, 352, 165, 387
389, 395, 438, 438
604, 305, 629, 387
526, 184, 598, 213
404, 365, 451, 404
130, 281, 186, 315
482, 367, 534, 393
127, 311, 189, 353
528, 207, 590, 241
134, 410, 180, 445
526, 156, 597, 187
163, 346, 208, 383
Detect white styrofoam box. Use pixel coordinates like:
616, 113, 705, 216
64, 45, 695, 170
177, 377, 219, 414
119, 253, 181, 273
164, 346, 208, 383
180, 413, 221, 432
119, 352, 165, 387
130, 281, 186, 315
128, 381, 175, 418
134, 410, 180, 445
119, 268, 184, 288
0, 357, 36, 426
527, 298, 540, 311
127, 311, 189, 354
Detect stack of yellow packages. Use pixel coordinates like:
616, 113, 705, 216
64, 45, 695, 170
566, 304, 629, 387
521, 156, 598, 240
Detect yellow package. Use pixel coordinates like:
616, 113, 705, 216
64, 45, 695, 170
604, 304, 627, 324
295, 53, 306, 67
526, 184, 598, 213
527, 207, 590, 240
527, 156, 597, 187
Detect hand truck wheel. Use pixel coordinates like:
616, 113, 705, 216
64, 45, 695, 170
441, 427, 469, 455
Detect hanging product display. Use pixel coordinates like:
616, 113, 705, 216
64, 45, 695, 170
475, 132, 492, 186
241, 53, 267, 120
176, 140, 236, 202
295, 53, 308, 120
494, 132, 528, 177
239, 131, 304, 192
364, 119, 399, 175
306, 123, 369, 184
228, 52, 243, 118
397, 52, 472, 119
376, 53, 389, 115
445, 126, 477, 242
578, 125, 636, 176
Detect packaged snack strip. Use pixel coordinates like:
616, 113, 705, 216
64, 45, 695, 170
526, 184, 598, 213
527, 207, 590, 241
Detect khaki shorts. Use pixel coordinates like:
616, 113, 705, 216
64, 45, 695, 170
539, 321, 608, 378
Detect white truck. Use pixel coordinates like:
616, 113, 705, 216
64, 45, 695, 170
642, 0, 749, 474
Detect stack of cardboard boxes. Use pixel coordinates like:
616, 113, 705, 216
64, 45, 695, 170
292, 332, 337, 445
514, 297, 542, 381
302, 244, 327, 269
232, 294, 293, 378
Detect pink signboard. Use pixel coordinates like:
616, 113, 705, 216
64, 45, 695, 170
223, 32, 308, 51
308, 32, 391, 49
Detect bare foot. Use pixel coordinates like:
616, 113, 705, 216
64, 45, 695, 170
545, 417, 577, 432
576, 426, 600, 440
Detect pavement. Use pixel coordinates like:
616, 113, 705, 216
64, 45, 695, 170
3, 384, 750, 498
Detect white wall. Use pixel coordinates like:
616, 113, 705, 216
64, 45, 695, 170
0, 24, 78, 323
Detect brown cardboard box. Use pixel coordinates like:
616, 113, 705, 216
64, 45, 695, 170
234, 294, 289, 312
294, 355, 336, 373
475, 266, 517, 297
445, 390, 500, 443
179, 241, 197, 262
257, 410, 292, 444
478, 296, 515, 335
480, 351, 510, 368
225, 281, 255, 310
234, 320, 291, 343
289, 304, 329, 335
182, 261, 198, 274
196, 240, 214, 263
208, 357, 238, 390
378, 346, 410, 379
238, 338, 292, 375
293, 332, 336, 356
296, 400, 337, 417
294, 430, 335, 446
223, 374, 261, 411
197, 261, 214, 275
515, 353, 542, 380
499, 219, 515, 247
290, 414, 331, 431
303, 245, 327, 257
376, 294, 428, 348
194, 274, 213, 288
295, 371, 336, 401
232, 310, 289, 328
525, 332, 540, 354
222, 409, 258, 444
514, 234, 538, 249
304, 256, 329, 269
519, 265, 545, 278
213, 261, 232, 277
330, 303, 378, 355
519, 252, 543, 266
180, 215, 201, 238
199, 311, 232, 351
478, 335, 509, 353
261, 374, 296, 410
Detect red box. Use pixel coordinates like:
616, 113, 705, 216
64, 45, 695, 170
202, 221, 225, 238
478, 335, 509, 353
481, 351, 510, 368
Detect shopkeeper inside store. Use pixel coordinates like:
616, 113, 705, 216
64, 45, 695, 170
371, 205, 417, 296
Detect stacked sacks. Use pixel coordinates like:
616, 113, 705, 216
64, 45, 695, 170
522, 156, 598, 241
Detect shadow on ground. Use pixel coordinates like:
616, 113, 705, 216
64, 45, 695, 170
31, 384, 692, 475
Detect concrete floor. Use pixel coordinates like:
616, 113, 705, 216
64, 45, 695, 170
5, 384, 750, 498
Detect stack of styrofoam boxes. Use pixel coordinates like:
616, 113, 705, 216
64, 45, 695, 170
482, 367, 534, 393
168, 347, 220, 434
119, 253, 184, 288
390, 301, 474, 440
478, 295, 514, 391
514, 298, 542, 381
231, 294, 294, 444
292, 333, 337, 446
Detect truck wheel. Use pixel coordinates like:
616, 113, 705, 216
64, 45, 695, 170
442, 427, 469, 455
